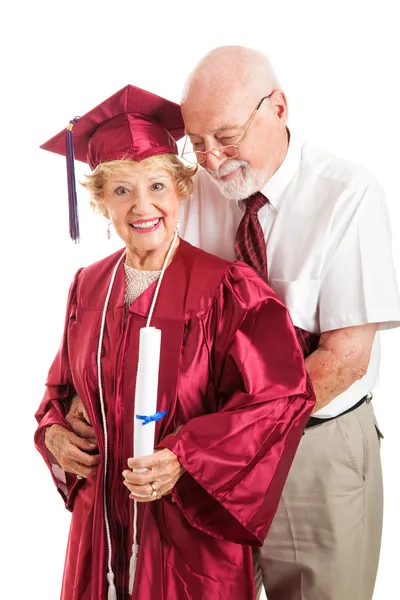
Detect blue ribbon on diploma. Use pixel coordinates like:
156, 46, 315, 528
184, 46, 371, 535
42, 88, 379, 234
136, 410, 167, 426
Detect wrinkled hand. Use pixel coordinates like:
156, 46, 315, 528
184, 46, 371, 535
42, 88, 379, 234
123, 449, 185, 502
44, 424, 100, 478
66, 395, 97, 446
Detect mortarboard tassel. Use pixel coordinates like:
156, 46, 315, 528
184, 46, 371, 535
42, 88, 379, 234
65, 117, 81, 242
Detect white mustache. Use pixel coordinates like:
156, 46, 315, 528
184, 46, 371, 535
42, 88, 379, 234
206, 159, 248, 179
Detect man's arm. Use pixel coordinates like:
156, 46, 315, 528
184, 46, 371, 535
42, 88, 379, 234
62, 323, 377, 427
306, 323, 379, 414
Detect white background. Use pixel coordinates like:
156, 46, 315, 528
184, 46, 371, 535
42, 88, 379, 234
2, 1, 399, 598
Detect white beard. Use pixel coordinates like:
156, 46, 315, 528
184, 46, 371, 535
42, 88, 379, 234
205, 159, 265, 200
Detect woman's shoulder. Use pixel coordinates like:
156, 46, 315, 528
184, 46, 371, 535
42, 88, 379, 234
179, 239, 230, 271
223, 260, 284, 310
179, 240, 283, 313
179, 240, 233, 299
70, 249, 125, 308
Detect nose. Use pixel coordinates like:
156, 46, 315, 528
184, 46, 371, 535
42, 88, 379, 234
203, 150, 226, 172
131, 189, 152, 214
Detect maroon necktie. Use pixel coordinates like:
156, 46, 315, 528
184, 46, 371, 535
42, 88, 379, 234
234, 192, 319, 357
234, 192, 269, 280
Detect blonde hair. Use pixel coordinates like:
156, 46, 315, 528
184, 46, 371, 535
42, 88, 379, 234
81, 153, 197, 216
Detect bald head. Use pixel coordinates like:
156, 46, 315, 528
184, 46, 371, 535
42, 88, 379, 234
181, 46, 289, 199
182, 46, 280, 108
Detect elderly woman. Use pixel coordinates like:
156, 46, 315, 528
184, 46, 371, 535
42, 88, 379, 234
34, 85, 314, 600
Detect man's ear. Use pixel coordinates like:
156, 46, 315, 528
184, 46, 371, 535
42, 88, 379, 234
271, 89, 289, 123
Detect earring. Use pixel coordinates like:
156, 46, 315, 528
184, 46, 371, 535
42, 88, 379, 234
175, 219, 180, 234
106, 220, 112, 240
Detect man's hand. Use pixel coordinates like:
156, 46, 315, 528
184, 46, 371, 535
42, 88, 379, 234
44, 424, 100, 478
66, 395, 97, 446
123, 449, 185, 502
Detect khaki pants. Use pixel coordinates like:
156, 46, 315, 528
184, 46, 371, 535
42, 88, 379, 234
257, 400, 383, 600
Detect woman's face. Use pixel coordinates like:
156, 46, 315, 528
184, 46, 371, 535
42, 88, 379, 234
102, 162, 180, 258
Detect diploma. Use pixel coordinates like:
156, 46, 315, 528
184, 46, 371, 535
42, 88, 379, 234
133, 327, 162, 461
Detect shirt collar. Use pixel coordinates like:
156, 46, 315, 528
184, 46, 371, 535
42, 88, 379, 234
260, 130, 302, 211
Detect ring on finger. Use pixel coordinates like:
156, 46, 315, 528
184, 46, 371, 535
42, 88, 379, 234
150, 482, 161, 500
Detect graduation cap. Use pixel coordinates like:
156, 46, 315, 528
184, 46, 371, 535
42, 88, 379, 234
41, 85, 185, 242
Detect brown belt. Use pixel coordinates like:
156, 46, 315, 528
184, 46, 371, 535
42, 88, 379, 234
305, 394, 371, 429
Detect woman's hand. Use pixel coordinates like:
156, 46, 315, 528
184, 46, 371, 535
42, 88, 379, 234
44, 424, 100, 478
123, 449, 185, 502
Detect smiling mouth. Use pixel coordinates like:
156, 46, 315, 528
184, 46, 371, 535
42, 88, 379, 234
130, 218, 161, 230
219, 168, 242, 182
207, 163, 245, 182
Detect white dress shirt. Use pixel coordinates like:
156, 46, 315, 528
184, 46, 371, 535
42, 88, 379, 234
180, 135, 400, 418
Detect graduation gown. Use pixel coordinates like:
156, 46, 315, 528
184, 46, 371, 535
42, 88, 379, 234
34, 239, 315, 600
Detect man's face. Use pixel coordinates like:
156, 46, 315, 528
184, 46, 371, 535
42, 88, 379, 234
182, 90, 288, 200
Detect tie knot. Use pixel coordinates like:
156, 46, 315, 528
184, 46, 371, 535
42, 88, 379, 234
244, 192, 268, 214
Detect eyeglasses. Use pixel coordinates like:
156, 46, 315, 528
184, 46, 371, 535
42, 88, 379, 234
181, 92, 274, 165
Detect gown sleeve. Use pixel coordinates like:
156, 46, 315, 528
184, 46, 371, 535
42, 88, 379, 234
34, 269, 82, 509
159, 262, 315, 546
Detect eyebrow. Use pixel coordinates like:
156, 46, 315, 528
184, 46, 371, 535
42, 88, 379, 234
110, 174, 169, 184
148, 173, 169, 180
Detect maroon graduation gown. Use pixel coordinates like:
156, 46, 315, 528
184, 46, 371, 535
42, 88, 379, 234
34, 240, 315, 600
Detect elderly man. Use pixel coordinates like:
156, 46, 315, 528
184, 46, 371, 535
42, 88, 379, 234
54, 47, 399, 600
177, 46, 400, 600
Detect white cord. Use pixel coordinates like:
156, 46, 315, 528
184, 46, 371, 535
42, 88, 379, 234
96, 228, 179, 597
146, 229, 179, 328
97, 250, 126, 600
129, 228, 179, 594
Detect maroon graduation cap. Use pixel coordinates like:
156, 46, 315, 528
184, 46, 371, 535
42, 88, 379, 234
41, 85, 185, 241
